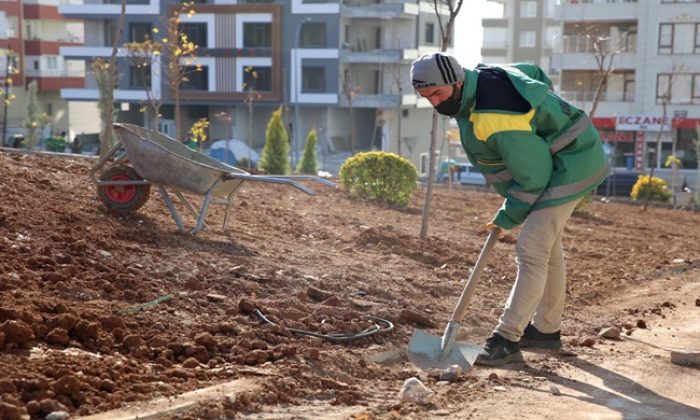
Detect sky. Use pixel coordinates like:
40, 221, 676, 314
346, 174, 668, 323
452, 0, 504, 69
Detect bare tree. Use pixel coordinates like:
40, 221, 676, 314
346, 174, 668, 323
341, 68, 359, 154
124, 38, 162, 130
644, 64, 683, 211
99, 0, 127, 158
581, 27, 630, 198
163, 1, 198, 142
243, 66, 262, 169
586, 29, 630, 119
389, 65, 404, 157
419, 0, 464, 240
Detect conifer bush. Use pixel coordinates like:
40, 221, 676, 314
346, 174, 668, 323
339, 151, 418, 207
630, 175, 672, 203
258, 107, 290, 175
297, 128, 319, 175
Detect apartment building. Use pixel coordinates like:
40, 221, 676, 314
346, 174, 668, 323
484, 0, 700, 188
58, 0, 453, 173
0, 0, 98, 144
481, 0, 561, 86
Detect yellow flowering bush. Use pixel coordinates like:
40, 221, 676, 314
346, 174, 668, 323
630, 175, 672, 203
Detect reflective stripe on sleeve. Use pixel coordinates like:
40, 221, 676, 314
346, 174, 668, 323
484, 169, 513, 183
549, 115, 590, 154
508, 189, 539, 205
538, 163, 609, 202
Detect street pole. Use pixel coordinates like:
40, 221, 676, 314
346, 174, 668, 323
293, 17, 311, 168
1, 48, 13, 147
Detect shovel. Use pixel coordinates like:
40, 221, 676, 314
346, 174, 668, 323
407, 229, 500, 371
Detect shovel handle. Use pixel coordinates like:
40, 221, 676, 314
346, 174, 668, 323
448, 229, 500, 323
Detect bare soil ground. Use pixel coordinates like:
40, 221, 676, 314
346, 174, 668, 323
0, 150, 699, 420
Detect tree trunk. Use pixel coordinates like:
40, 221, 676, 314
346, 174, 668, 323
102, 0, 127, 158
174, 87, 181, 142
419, 111, 439, 240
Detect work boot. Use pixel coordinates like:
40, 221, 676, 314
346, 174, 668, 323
519, 323, 562, 349
474, 333, 523, 366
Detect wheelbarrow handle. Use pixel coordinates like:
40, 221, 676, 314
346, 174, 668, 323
223, 172, 316, 196
448, 229, 500, 324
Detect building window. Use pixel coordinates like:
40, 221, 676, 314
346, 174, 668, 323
3, 16, 18, 38
300, 22, 326, 48
45, 56, 58, 70
302, 67, 325, 93
656, 73, 700, 104
658, 23, 700, 54
104, 20, 117, 47
243, 23, 271, 48
519, 31, 536, 48
181, 66, 208, 90
243, 66, 271, 92
129, 64, 151, 89
129, 22, 152, 43
425, 22, 434, 45
520, 1, 537, 18
181, 23, 207, 48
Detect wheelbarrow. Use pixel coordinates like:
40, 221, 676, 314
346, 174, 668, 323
90, 123, 335, 234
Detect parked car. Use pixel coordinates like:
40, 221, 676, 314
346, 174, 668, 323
436, 160, 487, 186
595, 171, 641, 197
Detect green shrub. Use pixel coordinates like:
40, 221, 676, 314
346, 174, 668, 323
339, 151, 418, 207
297, 128, 319, 175
236, 157, 256, 170
258, 107, 290, 175
630, 174, 672, 203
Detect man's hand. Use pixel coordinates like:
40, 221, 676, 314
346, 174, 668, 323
486, 222, 505, 238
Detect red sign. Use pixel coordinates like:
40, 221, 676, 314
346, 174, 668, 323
635, 131, 645, 170
598, 130, 634, 143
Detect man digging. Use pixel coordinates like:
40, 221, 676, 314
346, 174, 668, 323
410, 53, 608, 366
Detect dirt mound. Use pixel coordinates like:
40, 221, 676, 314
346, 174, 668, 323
1, 150, 700, 418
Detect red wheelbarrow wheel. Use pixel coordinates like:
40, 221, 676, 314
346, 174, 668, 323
97, 166, 150, 212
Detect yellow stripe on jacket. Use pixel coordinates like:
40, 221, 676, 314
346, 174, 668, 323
469, 108, 536, 142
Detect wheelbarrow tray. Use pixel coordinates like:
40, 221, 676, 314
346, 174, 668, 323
115, 123, 246, 198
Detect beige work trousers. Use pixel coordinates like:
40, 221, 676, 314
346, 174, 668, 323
494, 198, 582, 342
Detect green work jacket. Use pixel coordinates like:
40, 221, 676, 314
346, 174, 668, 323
454, 63, 608, 229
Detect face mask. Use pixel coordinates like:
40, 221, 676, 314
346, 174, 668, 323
435, 85, 463, 116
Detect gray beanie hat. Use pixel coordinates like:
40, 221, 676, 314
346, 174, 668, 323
410, 53, 464, 89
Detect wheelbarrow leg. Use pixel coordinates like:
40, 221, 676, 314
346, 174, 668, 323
157, 185, 186, 233
174, 191, 209, 231
193, 190, 213, 234
223, 191, 235, 231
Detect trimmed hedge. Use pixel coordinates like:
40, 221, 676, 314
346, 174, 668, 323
339, 151, 418, 207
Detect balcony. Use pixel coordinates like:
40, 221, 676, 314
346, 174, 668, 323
340, 49, 404, 63
341, 0, 418, 18
482, 18, 508, 28
59, 0, 159, 16
556, 34, 637, 54
25, 68, 84, 91
60, 45, 128, 58
559, 90, 635, 115
338, 93, 417, 108
556, 0, 638, 22
25, 39, 82, 55
551, 35, 637, 71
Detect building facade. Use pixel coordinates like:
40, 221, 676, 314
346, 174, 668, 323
0, 0, 98, 144
58, 0, 454, 174
484, 0, 700, 189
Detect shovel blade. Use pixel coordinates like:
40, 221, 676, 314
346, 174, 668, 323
406, 328, 481, 371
